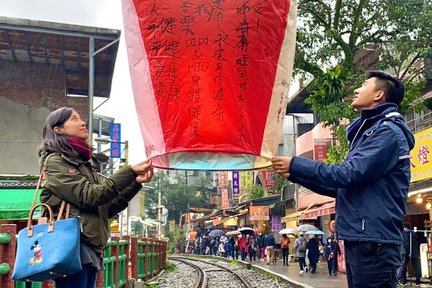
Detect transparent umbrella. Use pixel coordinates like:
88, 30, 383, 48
278, 228, 297, 235
297, 224, 320, 233
226, 230, 241, 236
208, 229, 225, 237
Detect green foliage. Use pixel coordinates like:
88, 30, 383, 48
250, 184, 265, 200
273, 174, 289, 194
165, 261, 176, 272
305, 66, 357, 162
306, 66, 359, 127
296, 0, 432, 162
166, 225, 186, 254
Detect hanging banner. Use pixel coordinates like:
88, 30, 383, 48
122, 0, 297, 170
221, 188, 229, 209
271, 216, 282, 232
232, 171, 240, 198
314, 139, 327, 162
218, 171, 228, 188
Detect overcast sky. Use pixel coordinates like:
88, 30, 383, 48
0, 0, 146, 163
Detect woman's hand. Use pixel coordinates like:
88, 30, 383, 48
131, 159, 153, 175
131, 159, 155, 183
136, 168, 154, 183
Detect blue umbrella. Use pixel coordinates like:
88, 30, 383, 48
304, 230, 324, 235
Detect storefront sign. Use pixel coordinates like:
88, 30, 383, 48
223, 217, 238, 227
314, 139, 327, 162
249, 206, 269, 221
411, 127, 432, 182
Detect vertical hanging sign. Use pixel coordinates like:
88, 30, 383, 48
232, 171, 240, 198
110, 123, 121, 159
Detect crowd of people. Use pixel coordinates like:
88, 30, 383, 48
184, 227, 343, 277
185, 228, 275, 263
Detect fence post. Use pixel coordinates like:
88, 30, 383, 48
0, 224, 16, 288
157, 240, 161, 273
111, 236, 119, 287
144, 238, 149, 281
130, 237, 138, 280
122, 235, 130, 282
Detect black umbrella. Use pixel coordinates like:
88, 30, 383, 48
238, 227, 255, 235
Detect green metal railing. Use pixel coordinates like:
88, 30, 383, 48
117, 239, 128, 287
104, 240, 117, 288
0, 224, 167, 288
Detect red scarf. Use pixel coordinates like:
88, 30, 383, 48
67, 136, 91, 161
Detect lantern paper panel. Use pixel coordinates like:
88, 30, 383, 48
122, 0, 297, 170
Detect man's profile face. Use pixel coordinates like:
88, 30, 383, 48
351, 77, 382, 111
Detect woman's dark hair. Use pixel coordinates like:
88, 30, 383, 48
39, 107, 78, 158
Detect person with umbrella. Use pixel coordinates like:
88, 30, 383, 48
238, 234, 248, 261
272, 71, 414, 287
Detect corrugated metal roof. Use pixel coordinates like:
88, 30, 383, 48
0, 16, 120, 98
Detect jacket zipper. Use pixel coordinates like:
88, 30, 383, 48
361, 219, 365, 231
350, 118, 370, 149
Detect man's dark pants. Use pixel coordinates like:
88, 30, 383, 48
344, 241, 400, 288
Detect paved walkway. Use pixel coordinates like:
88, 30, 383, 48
248, 257, 348, 288
244, 256, 432, 288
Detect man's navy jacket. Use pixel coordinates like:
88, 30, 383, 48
289, 103, 415, 245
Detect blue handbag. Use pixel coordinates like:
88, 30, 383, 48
12, 201, 82, 281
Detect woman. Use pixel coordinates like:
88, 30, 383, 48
324, 237, 338, 276
39, 107, 154, 288
280, 234, 290, 266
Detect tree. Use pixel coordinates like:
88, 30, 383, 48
296, 0, 432, 162
145, 171, 213, 224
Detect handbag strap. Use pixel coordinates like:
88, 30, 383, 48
32, 154, 71, 221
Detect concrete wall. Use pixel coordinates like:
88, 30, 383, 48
0, 60, 88, 175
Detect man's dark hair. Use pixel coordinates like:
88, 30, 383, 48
366, 70, 405, 106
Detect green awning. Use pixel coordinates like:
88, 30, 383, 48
0, 189, 41, 220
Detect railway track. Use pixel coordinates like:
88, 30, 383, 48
169, 256, 253, 288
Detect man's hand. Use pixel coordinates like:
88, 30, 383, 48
271, 156, 292, 178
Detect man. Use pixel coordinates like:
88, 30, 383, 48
272, 70, 415, 287
264, 233, 276, 265
397, 223, 411, 285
